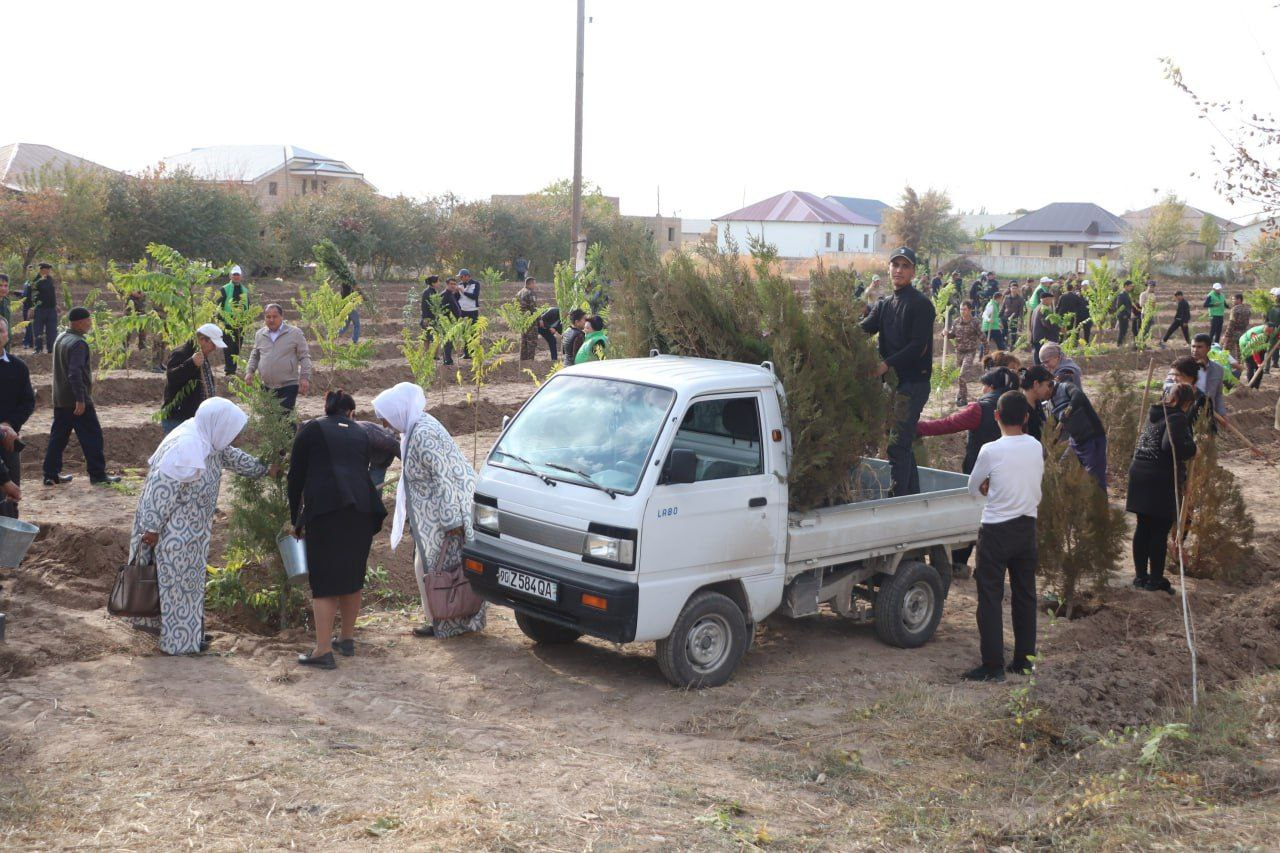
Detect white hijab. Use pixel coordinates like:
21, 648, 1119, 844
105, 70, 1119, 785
372, 382, 426, 550
149, 398, 248, 482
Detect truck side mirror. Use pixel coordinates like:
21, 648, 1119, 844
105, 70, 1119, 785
661, 449, 697, 485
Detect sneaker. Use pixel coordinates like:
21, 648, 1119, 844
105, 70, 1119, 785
43, 474, 72, 486
91, 475, 122, 485
961, 665, 1006, 683
1007, 658, 1034, 675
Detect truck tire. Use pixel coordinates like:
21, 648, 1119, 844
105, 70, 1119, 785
873, 560, 944, 649
655, 591, 748, 689
514, 611, 582, 645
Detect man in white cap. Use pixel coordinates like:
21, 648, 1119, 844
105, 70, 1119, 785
456, 268, 480, 322
161, 324, 226, 434
217, 265, 250, 375
1028, 276, 1054, 313
1204, 282, 1227, 344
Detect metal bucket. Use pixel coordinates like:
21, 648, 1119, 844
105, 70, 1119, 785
276, 533, 309, 585
0, 517, 39, 568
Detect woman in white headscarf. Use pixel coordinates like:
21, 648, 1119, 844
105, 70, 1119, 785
373, 382, 483, 638
126, 397, 270, 654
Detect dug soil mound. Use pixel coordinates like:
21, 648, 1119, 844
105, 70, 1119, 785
1038, 577, 1280, 730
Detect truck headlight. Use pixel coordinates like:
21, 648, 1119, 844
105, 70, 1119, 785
474, 502, 500, 535
583, 532, 634, 568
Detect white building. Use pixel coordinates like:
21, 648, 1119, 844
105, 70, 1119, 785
714, 191, 878, 258
160, 145, 374, 212
1233, 219, 1276, 261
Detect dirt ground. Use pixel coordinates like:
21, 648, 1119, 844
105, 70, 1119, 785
3, 279, 1280, 849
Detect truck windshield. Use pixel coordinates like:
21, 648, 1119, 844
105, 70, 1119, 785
490, 375, 675, 495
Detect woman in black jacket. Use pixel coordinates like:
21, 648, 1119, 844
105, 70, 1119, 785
1125, 382, 1197, 593
288, 389, 388, 668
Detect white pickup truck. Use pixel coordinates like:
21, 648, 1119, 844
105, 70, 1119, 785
462, 355, 982, 688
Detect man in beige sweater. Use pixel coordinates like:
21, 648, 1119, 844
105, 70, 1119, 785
245, 304, 311, 411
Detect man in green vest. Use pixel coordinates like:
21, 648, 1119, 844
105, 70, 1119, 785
42, 307, 119, 486
217, 264, 250, 375
1204, 282, 1227, 344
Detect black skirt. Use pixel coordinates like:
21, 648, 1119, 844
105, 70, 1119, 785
304, 507, 377, 598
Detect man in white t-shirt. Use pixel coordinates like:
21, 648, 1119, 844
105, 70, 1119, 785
962, 390, 1045, 683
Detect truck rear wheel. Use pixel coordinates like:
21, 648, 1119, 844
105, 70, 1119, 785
874, 560, 944, 648
515, 611, 582, 645
655, 591, 748, 689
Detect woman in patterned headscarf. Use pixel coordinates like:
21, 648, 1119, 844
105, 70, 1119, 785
373, 382, 484, 639
126, 397, 270, 654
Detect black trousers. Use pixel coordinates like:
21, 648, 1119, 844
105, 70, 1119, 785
974, 515, 1038, 669
1163, 319, 1190, 344
1209, 315, 1224, 344
1133, 513, 1174, 584
272, 384, 299, 411
0, 444, 20, 518
32, 307, 58, 353
43, 405, 107, 480
223, 330, 242, 374
538, 328, 559, 361
1117, 315, 1132, 346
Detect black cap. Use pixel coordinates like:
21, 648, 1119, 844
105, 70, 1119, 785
888, 246, 917, 266
38, 262, 52, 270
68, 306, 91, 321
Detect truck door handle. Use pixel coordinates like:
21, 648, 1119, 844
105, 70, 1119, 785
748, 497, 767, 508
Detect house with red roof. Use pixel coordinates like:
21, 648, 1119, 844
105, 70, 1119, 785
714, 191, 879, 258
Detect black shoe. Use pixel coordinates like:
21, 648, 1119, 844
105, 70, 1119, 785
412, 624, 436, 638
1148, 578, 1174, 595
1007, 658, 1034, 676
297, 650, 337, 670
43, 474, 72, 485
442, 360, 454, 366
1133, 576, 1151, 590
961, 665, 1006, 683
91, 475, 122, 485
332, 637, 355, 657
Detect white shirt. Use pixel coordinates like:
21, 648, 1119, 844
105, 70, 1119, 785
967, 434, 1044, 524
267, 328, 283, 343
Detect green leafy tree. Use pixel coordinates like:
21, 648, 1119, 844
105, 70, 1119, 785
99, 244, 228, 373
1124, 195, 1186, 271
1094, 368, 1142, 495
461, 315, 514, 462
293, 281, 373, 372
883, 186, 965, 267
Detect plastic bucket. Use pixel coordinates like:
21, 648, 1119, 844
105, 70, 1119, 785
0, 517, 39, 568
276, 533, 309, 585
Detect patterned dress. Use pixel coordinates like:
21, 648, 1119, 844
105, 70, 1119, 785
129, 447, 268, 654
948, 316, 983, 405
402, 414, 485, 637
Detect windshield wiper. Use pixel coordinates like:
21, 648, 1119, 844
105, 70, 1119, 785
493, 450, 556, 486
545, 462, 617, 499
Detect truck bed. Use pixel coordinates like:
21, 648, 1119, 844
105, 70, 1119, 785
784, 460, 982, 579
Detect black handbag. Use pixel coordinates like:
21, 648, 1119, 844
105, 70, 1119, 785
108, 549, 160, 618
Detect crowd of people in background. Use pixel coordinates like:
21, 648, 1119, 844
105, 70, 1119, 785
857, 247, 1276, 683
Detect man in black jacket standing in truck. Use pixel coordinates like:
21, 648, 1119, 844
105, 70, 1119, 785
860, 246, 936, 496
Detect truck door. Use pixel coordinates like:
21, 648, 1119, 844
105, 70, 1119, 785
644, 393, 786, 583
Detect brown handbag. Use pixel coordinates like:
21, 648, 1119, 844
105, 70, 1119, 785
424, 528, 483, 622
108, 550, 161, 618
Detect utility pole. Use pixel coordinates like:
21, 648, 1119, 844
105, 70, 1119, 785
570, 0, 586, 271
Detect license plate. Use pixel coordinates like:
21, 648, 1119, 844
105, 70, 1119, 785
498, 567, 558, 602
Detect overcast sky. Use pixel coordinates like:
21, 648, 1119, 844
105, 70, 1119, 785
10, 0, 1278, 222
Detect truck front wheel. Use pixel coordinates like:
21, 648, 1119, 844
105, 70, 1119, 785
515, 611, 582, 645
873, 560, 944, 648
655, 591, 748, 688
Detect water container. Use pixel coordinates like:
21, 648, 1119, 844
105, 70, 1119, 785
0, 517, 39, 568
276, 532, 309, 585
